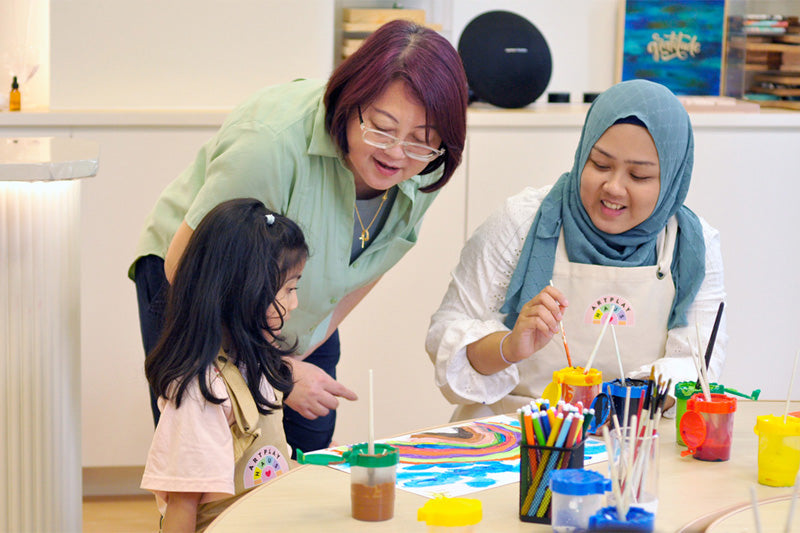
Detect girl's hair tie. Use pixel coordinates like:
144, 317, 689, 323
265, 214, 275, 226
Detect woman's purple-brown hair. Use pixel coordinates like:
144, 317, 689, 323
325, 19, 468, 192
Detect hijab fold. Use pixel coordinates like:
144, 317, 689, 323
501, 80, 705, 330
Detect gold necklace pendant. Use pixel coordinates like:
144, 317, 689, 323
355, 190, 389, 250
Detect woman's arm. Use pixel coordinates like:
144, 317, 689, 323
165, 221, 194, 283
281, 280, 379, 419
466, 285, 568, 375
426, 186, 551, 405
162, 492, 202, 533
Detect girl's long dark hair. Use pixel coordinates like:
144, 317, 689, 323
145, 198, 308, 414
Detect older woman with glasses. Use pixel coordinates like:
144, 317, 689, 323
131, 19, 469, 455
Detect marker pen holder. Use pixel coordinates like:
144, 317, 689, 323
679, 393, 737, 461
518, 440, 584, 523
552, 366, 603, 409
588, 506, 655, 532
674, 381, 724, 446
754, 414, 800, 487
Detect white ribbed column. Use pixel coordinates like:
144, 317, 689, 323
1, 181, 81, 532
1, 137, 97, 533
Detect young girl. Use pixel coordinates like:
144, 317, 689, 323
141, 198, 308, 532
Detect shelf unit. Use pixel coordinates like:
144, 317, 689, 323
743, 17, 800, 109
340, 8, 442, 62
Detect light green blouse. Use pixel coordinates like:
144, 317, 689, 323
131, 79, 442, 354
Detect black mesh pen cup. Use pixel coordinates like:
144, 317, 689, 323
519, 440, 585, 523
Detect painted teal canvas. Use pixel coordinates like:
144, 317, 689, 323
621, 0, 727, 95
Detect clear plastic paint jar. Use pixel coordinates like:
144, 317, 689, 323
553, 366, 603, 409
674, 381, 724, 446
754, 414, 800, 487
607, 427, 659, 515
679, 393, 737, 461
417, 495, 482, 532
550, 469, 610, 532
349, 443, 399, 521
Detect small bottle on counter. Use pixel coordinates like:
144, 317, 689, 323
9, 76, 21, 111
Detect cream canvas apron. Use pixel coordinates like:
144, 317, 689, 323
454, 217, 678, 421
193, 354, 293, 532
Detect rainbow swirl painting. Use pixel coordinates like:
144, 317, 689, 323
385, 419, 521, 464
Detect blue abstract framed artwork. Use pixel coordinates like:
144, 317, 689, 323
618, 0, 728, 95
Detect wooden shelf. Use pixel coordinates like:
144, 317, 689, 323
340, 7, 442, 60
744, 26, 800, 109
342, 21, 442, 33
750, 86, 800, 96
753, 72, 800, 84
746, 41, 799, 53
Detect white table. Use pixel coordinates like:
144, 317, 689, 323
206, 401, 798, 533
0, 137, 98, 532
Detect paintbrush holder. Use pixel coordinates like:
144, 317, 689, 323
518, 440, 584, 523
607, 427, 659, 515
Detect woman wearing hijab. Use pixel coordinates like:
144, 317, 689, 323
426, 80, 726, 421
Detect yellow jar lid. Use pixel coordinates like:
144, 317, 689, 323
754, 414, 800, 436
418, 495, 482, 526
553, 366, 603, 386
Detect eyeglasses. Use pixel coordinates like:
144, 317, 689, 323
358, 107, 445, 162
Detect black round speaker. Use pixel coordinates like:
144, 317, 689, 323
458, 11, 553, 109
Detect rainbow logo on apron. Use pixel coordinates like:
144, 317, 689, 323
584, 295, 635, 326
243, 445, 289, 489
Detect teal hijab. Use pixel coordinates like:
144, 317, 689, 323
501, 79, 705, 330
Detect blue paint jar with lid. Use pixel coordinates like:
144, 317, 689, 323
550, 469, 610, 532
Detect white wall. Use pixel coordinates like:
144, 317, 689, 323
0, 0, 49, 110
49, 0, 336, 109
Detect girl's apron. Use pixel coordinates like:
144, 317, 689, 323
193, 354, 292, 532
453, 217, 678, 421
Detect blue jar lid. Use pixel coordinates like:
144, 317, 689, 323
603, 379, 647, 399
549, 469, 610, 496
588, 506, 655, 531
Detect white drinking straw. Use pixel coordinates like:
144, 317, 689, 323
611, 325, 625, 382
368, 369, 375, 455
623, 386, 631, 430
585, 310, 614, 373
602, 426, 627, 522
784, 348, 800, 423
751, 485, 763, 533
786, 472, 800, 533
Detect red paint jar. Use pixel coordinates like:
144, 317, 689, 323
679, 393, 737, 461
